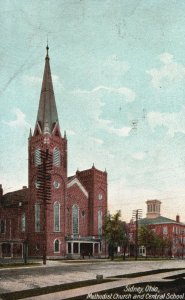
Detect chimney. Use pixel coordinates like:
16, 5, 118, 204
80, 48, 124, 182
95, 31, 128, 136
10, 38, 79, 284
176, 215, 180, 223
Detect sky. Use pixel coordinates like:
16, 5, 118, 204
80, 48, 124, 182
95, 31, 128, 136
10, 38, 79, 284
1, 0, 185, 222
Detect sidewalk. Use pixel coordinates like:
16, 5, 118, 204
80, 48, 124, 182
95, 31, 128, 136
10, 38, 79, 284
19, 269, 185, 300
0, 259, 185, 299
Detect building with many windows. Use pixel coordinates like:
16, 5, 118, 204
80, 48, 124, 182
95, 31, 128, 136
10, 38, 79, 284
128, 200, 185, 258
0, 47, 108, 259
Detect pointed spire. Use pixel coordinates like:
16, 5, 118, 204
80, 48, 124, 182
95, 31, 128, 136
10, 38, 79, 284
34, 45, 60, 135
46, 43, 49, 59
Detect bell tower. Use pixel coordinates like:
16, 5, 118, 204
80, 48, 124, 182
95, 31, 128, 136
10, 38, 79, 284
28, 46, 67, 258
146, 199, 161, 219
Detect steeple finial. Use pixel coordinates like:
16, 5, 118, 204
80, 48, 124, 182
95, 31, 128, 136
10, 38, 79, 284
46, 42, 49, 59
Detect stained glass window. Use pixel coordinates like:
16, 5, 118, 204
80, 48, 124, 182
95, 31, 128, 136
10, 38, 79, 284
54, 239, 60, 252
35, 203, 40, 232
54, 202, 60, 232
21, 212, 26, 232
72, 205, 79, 235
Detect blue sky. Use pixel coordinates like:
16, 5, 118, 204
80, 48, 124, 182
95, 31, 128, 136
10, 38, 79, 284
1, 0, 185, 221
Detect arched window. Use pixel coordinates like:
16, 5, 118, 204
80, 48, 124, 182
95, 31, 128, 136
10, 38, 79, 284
53, 148, 60, 166
54, 202, 60, 232
34, 148, 41, 166
98, 210, 102, 235
0, 220, 5, 234
72, 205, 79, 235
54, 239, 60, 253
35, 203, 40, 232
21, 212, 26, 232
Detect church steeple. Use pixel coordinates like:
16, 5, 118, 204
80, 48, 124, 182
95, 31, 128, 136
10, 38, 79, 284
34, 45, 60, 136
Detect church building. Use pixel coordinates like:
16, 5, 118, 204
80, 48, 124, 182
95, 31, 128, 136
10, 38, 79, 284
0, 47, 108, 259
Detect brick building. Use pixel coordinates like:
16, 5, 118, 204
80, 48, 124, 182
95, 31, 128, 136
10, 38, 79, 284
128, 200, 185, 258
0, 47, 108, 259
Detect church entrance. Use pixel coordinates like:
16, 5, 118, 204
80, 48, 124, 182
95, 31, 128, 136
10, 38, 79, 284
66, 238, 102, 258
80, 243, 93, 257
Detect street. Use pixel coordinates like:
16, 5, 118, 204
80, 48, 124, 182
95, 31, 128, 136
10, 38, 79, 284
0, 259, 185, 294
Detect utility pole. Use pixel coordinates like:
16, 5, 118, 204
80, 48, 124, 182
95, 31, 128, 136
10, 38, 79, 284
37, 149, 52, 265
132, 209, 142, 260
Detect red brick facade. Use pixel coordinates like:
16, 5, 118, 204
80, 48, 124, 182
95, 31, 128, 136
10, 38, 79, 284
0, 48, 108, 259
128, 201, 185, 258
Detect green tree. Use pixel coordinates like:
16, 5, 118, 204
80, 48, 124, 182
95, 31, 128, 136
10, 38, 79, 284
120, 222, 129, 260
156, 235, 173, 257
139, 226, 173, 258
138, 226, 156, 257
103, 210, 127, 260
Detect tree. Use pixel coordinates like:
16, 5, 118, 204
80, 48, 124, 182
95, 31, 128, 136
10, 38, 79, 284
103, 211, 127, 260
138, 226, 156, 257
156, 235, 173, 257
138, 226, 173, 258
119, 222, 129, 260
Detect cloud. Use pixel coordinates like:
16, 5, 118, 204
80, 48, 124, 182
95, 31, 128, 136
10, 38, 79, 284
147, 52, 185, 88
147, 110, 185, 137
72, 85, 136, 102
66, 129, 75, 136
24, 75, 42, 85
103, 54, 130, 74
2, 108, 31, 129
95, 115, 131, 137
69, 86, 133, 138
109, 125, 131, 137
132, 152, 146, 160
89, 137, 104, 145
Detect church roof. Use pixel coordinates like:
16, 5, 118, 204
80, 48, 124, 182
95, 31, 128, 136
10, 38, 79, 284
139, 216, 185, 226
67, 176, 88, 198
35, 45, 59, 134
1, 188, 28, 208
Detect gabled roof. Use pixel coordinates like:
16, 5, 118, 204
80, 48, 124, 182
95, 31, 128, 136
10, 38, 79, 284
139, 216, 185, 226
67, 177, 88, 198
34, 46, 60, 135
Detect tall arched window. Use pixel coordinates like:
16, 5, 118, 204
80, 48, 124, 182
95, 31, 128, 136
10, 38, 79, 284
35, 203, 40, 232
53, 148, 60, 166
34, 148, 41, 166
98, 210, 102, 235
72, 205, 79, 235
0, 220, 5, 234
54, 239, 60, 253
54, 202, 60, 232
21, 212, 26, 232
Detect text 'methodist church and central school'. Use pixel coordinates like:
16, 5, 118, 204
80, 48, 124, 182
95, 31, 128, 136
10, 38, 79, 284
0, 47, 108, 259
